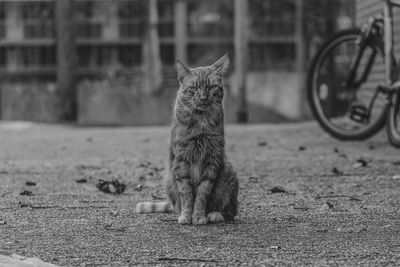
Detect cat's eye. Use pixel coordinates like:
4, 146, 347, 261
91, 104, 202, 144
208, 85, 221, 91
185, 86, 197, 94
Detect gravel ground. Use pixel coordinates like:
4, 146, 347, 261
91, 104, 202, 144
1, 121, 400, 266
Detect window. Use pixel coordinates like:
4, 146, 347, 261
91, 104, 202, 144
248, 0, 297, 70
118, 0, 145, 38
22, 1, 55, 39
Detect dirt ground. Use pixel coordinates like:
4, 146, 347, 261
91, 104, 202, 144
1, 121, 400, 266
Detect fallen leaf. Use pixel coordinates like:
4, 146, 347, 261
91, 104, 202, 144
268, 186, 291, 194
320, 202, 333, 210
75, 178, 87, 183
19, 190, 33, 196
331, 167, 343, 176
258, 141, 267, 147
269, 245, 281, 250
110, 210, 119, 216
152, 193, 165, 200
368, 144, 375, 150
96, 179, 126, 194
135, 184, 144, 191
353, 158, 367, 168
248, 176, 259, 183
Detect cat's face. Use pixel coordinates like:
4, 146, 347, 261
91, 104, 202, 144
175, 54, 229, 112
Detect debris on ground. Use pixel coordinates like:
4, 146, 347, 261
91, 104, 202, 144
96, 179, 126, 194
75, 178, 87, 183
331, 167, 344, 176
25, 181, 36, 186
135, 184, 143, 191
109, 210, 119, 217
269, 245, 281, 250
20, 190, 33, 196
320, 201, 334, 211
248, 176, 259, 183
392, 161, 400, 166
353, 158, 367, 168
315, 194, 361, 201
298, 146, 306, 151
333, 147, 339, 153
0, 220, 6, 225
268, 186, 292, 194
368, 144, 375, 150
157, 256, 217, 263
392, 175, 400, 179
0, 254, 58, 267
258, 141, 267, 147
152, 193, 165, 200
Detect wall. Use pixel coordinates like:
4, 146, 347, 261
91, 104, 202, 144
76, 67, 293, 126
1, 81, 59, 122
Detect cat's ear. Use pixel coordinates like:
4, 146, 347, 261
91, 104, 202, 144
211, 53, 230, 75
175, 60, 192, 83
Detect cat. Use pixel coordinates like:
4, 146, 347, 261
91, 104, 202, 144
136, 54, 238, 225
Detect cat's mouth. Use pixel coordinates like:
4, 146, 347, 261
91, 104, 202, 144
195, 103, 210, 110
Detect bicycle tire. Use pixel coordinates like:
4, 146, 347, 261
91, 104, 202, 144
307, 28, 396, 141
386, 91, 400, 147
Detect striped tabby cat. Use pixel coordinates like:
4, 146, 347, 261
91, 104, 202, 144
136, 54, 238, 225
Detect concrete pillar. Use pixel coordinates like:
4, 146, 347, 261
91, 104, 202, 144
56, 0, 77, 120
174, 0, 187, 63
234, 0, 248, 123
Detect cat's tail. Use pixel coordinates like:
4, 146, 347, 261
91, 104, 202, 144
135, 201, 174, 214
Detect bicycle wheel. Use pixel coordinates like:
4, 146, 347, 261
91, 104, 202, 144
386, 91, 400, 147
307, 28, 396, 140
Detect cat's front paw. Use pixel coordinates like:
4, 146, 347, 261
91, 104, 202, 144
178, 214, 191, 224
192, 215, 208, 225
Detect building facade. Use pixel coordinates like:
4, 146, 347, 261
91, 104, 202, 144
0, 0, 354, 125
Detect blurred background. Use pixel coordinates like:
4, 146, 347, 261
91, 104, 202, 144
0, 0, 356, 125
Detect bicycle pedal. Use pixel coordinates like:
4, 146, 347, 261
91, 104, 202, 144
350, 103, 369, 124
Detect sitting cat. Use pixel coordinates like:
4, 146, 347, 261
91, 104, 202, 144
136, 54, 238, 225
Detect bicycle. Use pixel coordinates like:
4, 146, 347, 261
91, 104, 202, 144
307, 0, 400, 147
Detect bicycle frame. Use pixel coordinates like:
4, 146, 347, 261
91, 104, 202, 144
348, 0, 400, 95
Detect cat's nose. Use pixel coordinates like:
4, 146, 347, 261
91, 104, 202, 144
199, 95, 208, 101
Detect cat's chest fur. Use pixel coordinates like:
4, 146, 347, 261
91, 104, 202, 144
172, 116, 223, 182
